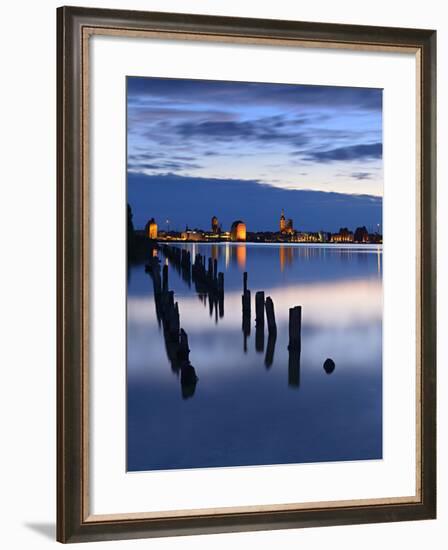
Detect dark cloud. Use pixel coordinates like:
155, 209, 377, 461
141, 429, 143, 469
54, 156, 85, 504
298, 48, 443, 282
128, 159, 203, 172
127, 107, 237, 125
176, 120, 256, 139
303, 143, 382, 163
127, 77, 382, 112
127, 76, 383, 189
351, 172, 373, 180
171, 116, 309, 148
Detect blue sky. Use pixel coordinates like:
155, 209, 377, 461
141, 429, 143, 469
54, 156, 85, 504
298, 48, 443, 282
127, 77, 382, 232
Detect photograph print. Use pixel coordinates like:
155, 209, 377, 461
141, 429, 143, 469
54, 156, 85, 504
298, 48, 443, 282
126, 76, 383, 472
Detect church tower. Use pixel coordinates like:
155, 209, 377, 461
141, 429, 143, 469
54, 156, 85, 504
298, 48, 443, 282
280, 209, 286, 233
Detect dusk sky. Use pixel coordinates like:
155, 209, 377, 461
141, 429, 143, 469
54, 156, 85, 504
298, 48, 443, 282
127, 77, 383, 232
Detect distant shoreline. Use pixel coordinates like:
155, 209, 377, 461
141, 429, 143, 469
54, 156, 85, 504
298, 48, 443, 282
150, 240, 383, 249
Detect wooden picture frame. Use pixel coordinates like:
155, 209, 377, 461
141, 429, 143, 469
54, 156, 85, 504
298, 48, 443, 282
57, 5, 436, 543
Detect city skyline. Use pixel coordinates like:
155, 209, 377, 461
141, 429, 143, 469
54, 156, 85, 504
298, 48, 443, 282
135, 208, 381, 244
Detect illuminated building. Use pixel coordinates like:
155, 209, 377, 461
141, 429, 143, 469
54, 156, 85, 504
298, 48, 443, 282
145, 217, 158, 239
331, 227, 354, 243
295, 232, 320, 243
354, 226, 369, 243
280, 209, 286, 232
280, 209, 294, 234
180, 230, 204, 241
211, 216, 219, 234
230, 220, 246, 241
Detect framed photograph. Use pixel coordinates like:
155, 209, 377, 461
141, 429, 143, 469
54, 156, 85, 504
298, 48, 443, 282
57, 6, 436, 543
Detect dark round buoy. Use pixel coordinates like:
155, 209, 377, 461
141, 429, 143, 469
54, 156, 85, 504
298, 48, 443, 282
323, 358, 335, 374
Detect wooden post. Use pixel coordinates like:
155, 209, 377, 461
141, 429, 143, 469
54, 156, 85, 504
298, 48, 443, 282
213, 258, 218, 282
162, 264, 168, 292
288, 306, 302, 350
180, 363, 198, 399
151, 262, 162, 295
255, 324, 264, 353
218, 272, 224, 294
288, 348, 301, 387
169, 302, 180, 341
242, 281, 251, 353
255, 291, 265, 327
265, 332, 276, 368
265, 296, 277, 335
242, 289, 251, 315
208, 294, 213, 317
207, 257, 213, 279
178, 328, 190, 361
242, 316, 250, 353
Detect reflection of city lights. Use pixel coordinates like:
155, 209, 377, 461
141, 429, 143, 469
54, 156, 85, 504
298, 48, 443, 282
377, 245, 381, 276
225, 242, 230, 268
236, 245, 246, 269
279, 246, 293, 272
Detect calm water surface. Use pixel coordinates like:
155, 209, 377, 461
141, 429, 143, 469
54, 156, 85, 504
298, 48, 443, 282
127, 243, 382, 471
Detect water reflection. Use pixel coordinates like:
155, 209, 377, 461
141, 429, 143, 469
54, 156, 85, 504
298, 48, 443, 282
128, 243, 383, 471
236, 245, 246, 269
279, 245, 293, 271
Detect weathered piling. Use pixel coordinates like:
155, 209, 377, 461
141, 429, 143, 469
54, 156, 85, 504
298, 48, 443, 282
241, 272, 251, 352
170, 302, 180, 340
255, 324, 265, 353
146, 251, 199, 396
145, 259, 162, 324
191, 251, 224, 298
178, 328, 190, 361
218, 272, 224, 294
207, 257, 213, 279
162, 264, 168, 292
255, 291, 265, 327
242, 316, 250, 353
265, 332, 276, 368
288, 306, 302, 350
208, 294, 214, 318
159, 244, 192, 285
288, 348, 301, 387
265, 296, 277, 335
180, 363, 198, 399
242, 290, 251, 315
